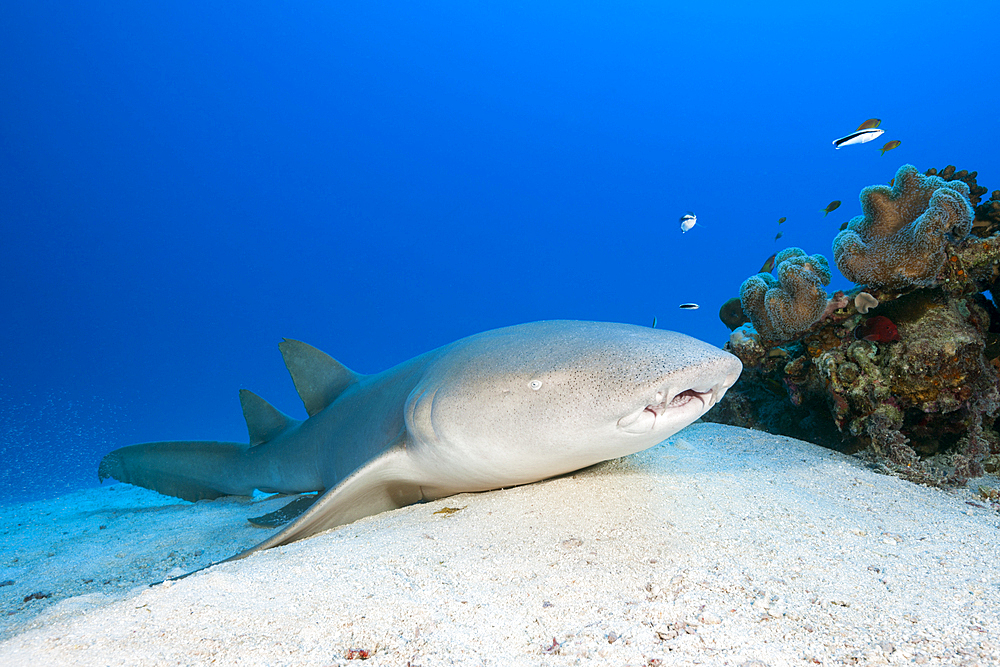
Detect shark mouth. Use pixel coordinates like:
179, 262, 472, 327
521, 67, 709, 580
616, 387, 716, 435
650, 388, 708, 413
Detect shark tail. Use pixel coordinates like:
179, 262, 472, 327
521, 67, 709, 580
98, 441, 254, 502
98, 338, 357, 506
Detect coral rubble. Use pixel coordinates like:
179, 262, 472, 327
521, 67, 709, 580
711, 165, 1000, 486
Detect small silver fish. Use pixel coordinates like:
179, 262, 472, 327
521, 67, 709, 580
679, 212, 698, 233
833, 128, 884, 149
679, 303, 699, 310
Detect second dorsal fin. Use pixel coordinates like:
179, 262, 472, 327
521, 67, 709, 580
239, 389, 301, 446
278, 339, 360, 417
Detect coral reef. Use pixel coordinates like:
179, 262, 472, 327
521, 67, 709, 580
712, 165, 1000, 486
833, 164, 974, 289
922, 166, 998, 236
926, 165, 988, 206
739, 248, 832, 341
973, 189, 1000, 237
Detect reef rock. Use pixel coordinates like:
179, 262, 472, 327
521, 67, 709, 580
719, 297, 749, 331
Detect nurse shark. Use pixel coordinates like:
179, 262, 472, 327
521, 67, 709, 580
99, 320, 742, 573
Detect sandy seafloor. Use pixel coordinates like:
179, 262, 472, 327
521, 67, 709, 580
1, 423, 999, 666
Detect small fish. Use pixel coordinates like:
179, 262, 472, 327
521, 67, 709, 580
889, 177, 895, 187
433, 506, 466, 515
822, 200, 841, 216
678, 303, 699, 310
760, 252, 776, 273
774, 231, 783, 241
777, 217, 786, 224
832, 127, 884, 149
651, 316, 657, 329
854, 315, 901, 343
679, 211, 698, 233
880, 140, 901, 155
856, 118, 881, 130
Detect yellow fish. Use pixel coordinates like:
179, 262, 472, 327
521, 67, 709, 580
433, 506, 466, 515
880, 140, 901, 155
856, 118, 881, 130
822, 200, 841, 216
760, 252, 777, 273
777, 217, 786, 224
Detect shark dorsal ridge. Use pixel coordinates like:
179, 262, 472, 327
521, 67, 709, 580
239, 389, 301, 446
278, 338, 359, 417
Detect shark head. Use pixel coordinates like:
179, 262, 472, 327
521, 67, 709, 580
612, 345, 741, 438
406, 320, 742, 490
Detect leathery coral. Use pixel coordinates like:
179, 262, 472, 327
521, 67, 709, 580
739, 248, 831, 341
833, 164, 974, 289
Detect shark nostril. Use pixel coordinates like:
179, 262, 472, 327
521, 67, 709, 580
654, 391, 664, 403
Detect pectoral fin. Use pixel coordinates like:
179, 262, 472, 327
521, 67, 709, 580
233, 445, 420, 556
170, 443, 422, 580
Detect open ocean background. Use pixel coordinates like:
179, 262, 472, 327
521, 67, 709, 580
2, 1, 998, 503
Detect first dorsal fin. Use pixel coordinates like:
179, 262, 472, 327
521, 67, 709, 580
278, 339, 360, 417
239, 389, 301, 446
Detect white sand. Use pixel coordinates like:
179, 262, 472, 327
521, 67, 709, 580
2, 423, 999, 666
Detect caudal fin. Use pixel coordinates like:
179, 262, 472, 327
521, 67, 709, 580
98, 441, 252, 502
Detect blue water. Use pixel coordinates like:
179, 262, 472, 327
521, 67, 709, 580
2, 2, 997, 502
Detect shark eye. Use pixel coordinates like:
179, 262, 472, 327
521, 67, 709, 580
529, 380, 543, 391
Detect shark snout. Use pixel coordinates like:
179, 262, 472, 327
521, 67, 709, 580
659, 352, 741, 410
617, 353, 742, 436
